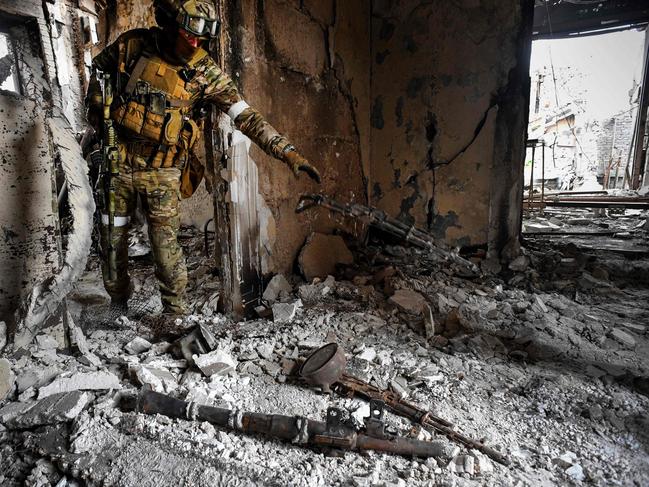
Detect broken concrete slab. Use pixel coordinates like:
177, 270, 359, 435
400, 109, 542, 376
8, 391, 91, 429
0, 401, 33, 424
620, 322, 646, 335
125, 337, 152, 355
132, 365, 177, 394
35, 334, 59, 350
0, 359, 15, 401
389, 289, 427, 315
298, 233, 354, 281
609, 328, 636, 349
272, 300, 303, 323
194, 349, 237, 377
38, 371, 121, 398
262, 274, 293, 304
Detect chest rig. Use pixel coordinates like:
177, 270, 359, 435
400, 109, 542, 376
112, 43, 207, 169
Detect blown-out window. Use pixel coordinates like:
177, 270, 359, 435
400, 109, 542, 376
0, 31, 20, 94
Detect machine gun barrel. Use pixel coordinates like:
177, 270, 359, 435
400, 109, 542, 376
136, 389, 446, 459
296, 194, 479, 276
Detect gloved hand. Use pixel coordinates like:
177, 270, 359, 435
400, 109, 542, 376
284, 150, 321, 184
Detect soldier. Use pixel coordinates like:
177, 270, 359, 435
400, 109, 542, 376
86, 0, 320, 317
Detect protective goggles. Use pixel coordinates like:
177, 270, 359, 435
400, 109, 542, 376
176, 12, 219, 38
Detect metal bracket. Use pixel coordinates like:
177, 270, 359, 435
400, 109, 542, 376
364, 399, 387, 438
326, 407, 344, 429
312, 407, 355, 449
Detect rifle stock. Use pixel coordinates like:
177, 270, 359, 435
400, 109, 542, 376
337, 373, 510, 466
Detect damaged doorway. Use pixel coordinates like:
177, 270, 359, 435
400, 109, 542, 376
526, 27, 647, 205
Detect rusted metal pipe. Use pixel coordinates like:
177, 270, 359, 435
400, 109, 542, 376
136, 389, 446, 459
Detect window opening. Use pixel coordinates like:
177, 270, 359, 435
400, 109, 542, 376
0, 31, 20, 94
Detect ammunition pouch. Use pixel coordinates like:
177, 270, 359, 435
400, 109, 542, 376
110, 48, 207, 170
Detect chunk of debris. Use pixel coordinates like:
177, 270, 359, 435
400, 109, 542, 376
0, 401, 33, 424
471, 450, 494, 475
508, 255, 529, 272
0, 359, 16, 401
149, 341, 172, 355
389, 289, 427, 315
609, 328, 636, 349
8, 391, 91, 429
423, 304, 435, 339
260, 360, 281, 378
0, 321, 7, 351
194, 349, 237, 377
298, 233, 354, 281
16, 367, 61, 393
69, 319, 90, 356
79, 352, 102, 367
35, 334, 59, 350
132, 365, 177, 393
448, 455, 476, 475
565, 464, 585, 481
262, 274, 293, 304
38, 371, 122, 398
272, 299, 302, 323
125, 337, 153, 355
553, 451, 577, 469
356, 348, 377, 362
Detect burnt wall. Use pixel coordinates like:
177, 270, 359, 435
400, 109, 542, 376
371, 0, 533, 257
224, 0, 370, 273
0, 95, 59, 324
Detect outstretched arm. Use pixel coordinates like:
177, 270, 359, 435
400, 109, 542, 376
201, 60, 320, 183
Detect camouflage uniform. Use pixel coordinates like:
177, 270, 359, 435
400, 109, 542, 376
88, 28, 300, 314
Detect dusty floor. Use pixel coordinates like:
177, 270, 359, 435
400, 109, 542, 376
1, 209, 648, 486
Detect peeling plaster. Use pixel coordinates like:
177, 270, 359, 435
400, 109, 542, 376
371, 0, 532, 253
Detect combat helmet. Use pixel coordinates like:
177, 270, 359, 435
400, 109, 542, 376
154, 0, 220, 38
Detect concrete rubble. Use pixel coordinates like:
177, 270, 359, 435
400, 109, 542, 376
0, 211, 647, 486
38, 371, 122, 398
8, 391, 92, 429
0, 358, 15, 401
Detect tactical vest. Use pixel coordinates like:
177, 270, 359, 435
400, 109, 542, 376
112, 45, 207, 169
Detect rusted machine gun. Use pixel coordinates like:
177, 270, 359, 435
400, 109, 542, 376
135, 389, 447, 459
296, 194, 479, 277
299, 343, 510, 466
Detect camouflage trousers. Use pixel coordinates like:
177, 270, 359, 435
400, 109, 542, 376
99, 144, 188, 314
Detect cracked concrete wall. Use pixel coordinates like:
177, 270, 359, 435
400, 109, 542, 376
371, 0, 533, 256
0, 95, 59, 325
0, 0, 92, 328
0, 1, 59, 324
224, 0, 370, 274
